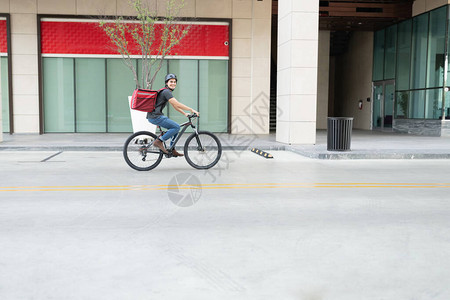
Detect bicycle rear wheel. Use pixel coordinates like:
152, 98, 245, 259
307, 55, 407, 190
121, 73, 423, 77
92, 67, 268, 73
184, 131, 222, 169
123, 131, 163, 171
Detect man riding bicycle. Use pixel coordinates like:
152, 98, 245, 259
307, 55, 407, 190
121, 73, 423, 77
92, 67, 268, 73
147, 73, 199, 156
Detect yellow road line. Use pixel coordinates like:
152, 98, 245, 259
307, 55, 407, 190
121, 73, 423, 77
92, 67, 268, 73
1, 182, 450, 192
1, 182, 448, 189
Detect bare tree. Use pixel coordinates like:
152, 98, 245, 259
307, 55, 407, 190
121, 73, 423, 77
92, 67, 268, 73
100, 0, 189, 89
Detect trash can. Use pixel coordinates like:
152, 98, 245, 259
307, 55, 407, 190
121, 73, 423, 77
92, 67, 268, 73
327, 117, 353, 151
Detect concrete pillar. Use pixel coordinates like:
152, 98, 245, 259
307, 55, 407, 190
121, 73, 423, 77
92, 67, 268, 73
10, 12, 40, 133
276, 0, 319, 144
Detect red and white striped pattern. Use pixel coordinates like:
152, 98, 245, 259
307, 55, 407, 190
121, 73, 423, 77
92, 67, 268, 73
40, 18, 229, 59
0, 18, 7, 56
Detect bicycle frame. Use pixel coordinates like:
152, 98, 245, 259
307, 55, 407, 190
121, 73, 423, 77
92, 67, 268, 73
159, 116, 199, 151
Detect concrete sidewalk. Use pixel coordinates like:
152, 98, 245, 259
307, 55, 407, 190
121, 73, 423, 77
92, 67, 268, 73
1, 129, 450, 159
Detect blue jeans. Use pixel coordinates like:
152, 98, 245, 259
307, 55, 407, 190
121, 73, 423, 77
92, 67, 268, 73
148, 115, 180, 147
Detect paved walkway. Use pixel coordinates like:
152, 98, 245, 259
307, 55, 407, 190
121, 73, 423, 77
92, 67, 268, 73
1, 129, 450, 159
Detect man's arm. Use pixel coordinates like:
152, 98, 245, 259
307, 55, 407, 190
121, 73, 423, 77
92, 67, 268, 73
168, 98, 199, 116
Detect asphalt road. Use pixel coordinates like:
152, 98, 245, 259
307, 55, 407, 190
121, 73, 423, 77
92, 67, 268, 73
1, 150, 450, 299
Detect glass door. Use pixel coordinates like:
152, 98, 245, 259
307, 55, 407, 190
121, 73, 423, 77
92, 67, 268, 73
373, 83, 383, 129
372, 80, 395, 129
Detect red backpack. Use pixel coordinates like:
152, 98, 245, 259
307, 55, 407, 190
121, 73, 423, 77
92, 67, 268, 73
130, 88, 166, 112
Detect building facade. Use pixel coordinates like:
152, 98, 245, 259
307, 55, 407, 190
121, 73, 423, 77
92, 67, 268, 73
1, 0, 449, 144
326, 0, 450, 137
373, 3, 450, 136
0, 0, 273, 138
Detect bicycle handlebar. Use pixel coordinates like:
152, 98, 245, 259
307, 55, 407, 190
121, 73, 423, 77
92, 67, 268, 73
187, 113, 199, 119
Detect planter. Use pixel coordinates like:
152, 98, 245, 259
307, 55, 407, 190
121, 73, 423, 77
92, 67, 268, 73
128, 96, 156, 133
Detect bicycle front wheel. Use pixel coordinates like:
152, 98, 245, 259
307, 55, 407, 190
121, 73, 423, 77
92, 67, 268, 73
123, 131, 163, 171
184, 131, 222, 169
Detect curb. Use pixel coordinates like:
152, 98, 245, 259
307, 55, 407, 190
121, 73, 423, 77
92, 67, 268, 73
2, 144, 450, 160
0, 145, 288, 152
286, 146, 450, 160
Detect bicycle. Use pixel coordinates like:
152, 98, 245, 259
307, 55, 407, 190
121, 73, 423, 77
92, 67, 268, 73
123, 113, 222, 171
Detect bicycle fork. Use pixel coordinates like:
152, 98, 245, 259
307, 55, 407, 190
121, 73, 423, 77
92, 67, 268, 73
193, 130, 205, 152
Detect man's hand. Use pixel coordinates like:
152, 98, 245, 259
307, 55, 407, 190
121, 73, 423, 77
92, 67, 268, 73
185, 110, 200, 117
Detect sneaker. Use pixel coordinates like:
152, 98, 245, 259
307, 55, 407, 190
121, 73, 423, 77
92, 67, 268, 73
153, 139, 168, 154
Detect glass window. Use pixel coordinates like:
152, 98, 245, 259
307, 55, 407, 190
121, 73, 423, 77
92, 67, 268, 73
373, 29, 385, 81
425, 88, 442, 119
410, 13, 429, 89
199, 60, 228, 132
447, 6, 450, 85
106, 59, 135, 132
1, 56, 9, 132
445, 90, 450, 119
427, 7, 446, 88
384, 25, 397, 80
396, 19, 412, 91
168, 60, 199, 127
409, 90, 425, 119
395, 91, 409, 118
43, 57, 75, 132
43, 58, 229, 133
75, 58, 106, 132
